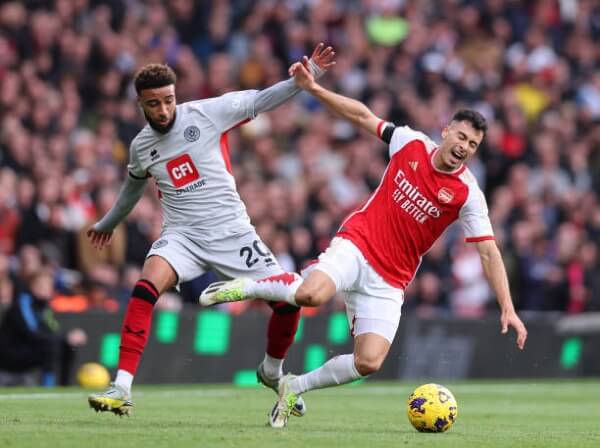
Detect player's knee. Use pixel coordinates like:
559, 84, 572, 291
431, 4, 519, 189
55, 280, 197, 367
354, 353, 384, 376
295, 283, 326, 307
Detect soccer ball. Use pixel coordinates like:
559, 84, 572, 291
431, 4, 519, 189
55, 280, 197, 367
407, 383, 458, 433
76, 363, 110, 389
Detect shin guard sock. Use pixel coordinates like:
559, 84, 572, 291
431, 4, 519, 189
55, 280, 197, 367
290, 354, 363, 394
117, 279, 159, 377
265, 302, 301, 360
244, 272, 302, 305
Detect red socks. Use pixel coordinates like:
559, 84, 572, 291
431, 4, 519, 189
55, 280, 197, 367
117, 280, 159, 375
116, 278, 300, 372
266, 303, 301, 359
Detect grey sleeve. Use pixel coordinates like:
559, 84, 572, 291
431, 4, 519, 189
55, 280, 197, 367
201, 82, 298, 132
127, 138, 149, 178
202, 58, 326, 131
255, 58, 326, 115
93, 174, 147, 232
200, 90, 258, 132
254, 77, 300, 115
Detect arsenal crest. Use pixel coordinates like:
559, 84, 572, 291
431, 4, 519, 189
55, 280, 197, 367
437, 187, 454, 204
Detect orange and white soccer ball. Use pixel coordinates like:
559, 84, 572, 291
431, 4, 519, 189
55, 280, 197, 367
407, 383, 458, 432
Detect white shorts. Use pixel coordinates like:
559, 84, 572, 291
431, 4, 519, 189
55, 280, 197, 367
304, 237, 404, 343
147, 229, 283, 283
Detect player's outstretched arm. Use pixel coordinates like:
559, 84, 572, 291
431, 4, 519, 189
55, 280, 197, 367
475, 239, 528, 350
253, 43, 335, 115
87, 175, 147, 250
290, 61, 382, 138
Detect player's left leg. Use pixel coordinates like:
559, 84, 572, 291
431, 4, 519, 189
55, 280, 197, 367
268, 242, 403, 428
269, 325, 393, 428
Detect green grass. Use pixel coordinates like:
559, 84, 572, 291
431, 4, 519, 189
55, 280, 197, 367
1, 379, 599, 448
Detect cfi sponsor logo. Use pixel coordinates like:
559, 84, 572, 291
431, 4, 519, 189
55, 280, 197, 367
167, 154, 200, 188
437, 187, 454, 204
184, 125, 200, 142
152, 239, 168, 249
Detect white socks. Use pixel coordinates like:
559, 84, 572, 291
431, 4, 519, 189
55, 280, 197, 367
115, 370, 134, 394
262, 354, 284, 380
243, 272, 303, 305
289, 354, 363, 395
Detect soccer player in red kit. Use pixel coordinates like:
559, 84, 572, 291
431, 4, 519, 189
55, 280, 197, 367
201, 59, 528, 428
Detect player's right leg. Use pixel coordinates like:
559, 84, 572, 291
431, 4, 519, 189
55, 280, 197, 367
200, 238, 359, 307
88, 255, 177, 416
199, 257, 338, 307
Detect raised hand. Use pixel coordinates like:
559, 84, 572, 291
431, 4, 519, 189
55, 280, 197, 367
87, 226, 113, 250
307, 42, 336, 71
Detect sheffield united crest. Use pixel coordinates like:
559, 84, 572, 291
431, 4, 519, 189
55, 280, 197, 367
184, 125, 200, 142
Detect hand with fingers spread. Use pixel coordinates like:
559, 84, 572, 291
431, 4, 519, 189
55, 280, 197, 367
288, 42, 335, 87
501, 310, 528, 350
307, 42, 336, 72
87, 226, 114, 250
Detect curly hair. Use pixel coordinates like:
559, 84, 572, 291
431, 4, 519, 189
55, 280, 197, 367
133, 64, 177, 95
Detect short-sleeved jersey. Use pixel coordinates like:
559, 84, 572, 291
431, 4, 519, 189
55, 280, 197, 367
128, 90, 259, 240
337, 124, 494, 289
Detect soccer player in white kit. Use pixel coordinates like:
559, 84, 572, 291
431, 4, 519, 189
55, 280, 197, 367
201, 59, 529, 428
86, 44, 335, 416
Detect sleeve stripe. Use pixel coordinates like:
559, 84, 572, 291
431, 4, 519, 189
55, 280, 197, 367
376, 119, 386, 137
220, 118, 251, 175
465, 236, 495, 243
129, 171, 150, 180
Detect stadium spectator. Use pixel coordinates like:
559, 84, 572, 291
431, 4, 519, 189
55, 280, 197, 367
0, 269, 87, 386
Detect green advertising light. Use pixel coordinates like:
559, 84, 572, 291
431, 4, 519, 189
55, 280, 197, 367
560, 337, 582, 369
100, 333, 120, 368
294, 317, 304, 342
233, 370, 260, 387
328, 312, 349, 344
304, 344, 327, 371
194, 311, 231, 355
156, 311, 179, 344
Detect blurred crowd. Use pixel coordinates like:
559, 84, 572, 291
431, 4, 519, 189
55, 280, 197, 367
0, 0, 599, 318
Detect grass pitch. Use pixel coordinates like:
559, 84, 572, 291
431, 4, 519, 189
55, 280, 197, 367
0, 379, 598, 448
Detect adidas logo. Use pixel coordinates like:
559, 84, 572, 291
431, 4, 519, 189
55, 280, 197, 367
409, 161, 418, 171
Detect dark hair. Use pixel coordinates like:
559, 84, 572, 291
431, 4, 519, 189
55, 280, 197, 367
450, 109, 488, 134
133, 63, 177, 95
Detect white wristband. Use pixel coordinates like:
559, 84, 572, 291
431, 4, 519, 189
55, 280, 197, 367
308, 58, 326, 79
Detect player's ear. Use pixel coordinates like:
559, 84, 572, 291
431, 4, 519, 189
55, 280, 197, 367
441, 126, 449, 139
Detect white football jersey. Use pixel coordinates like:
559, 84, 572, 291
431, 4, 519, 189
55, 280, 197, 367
128, 90, 260, 241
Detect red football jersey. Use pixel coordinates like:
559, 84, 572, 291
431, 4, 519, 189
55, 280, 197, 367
337, 124, 494, 289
